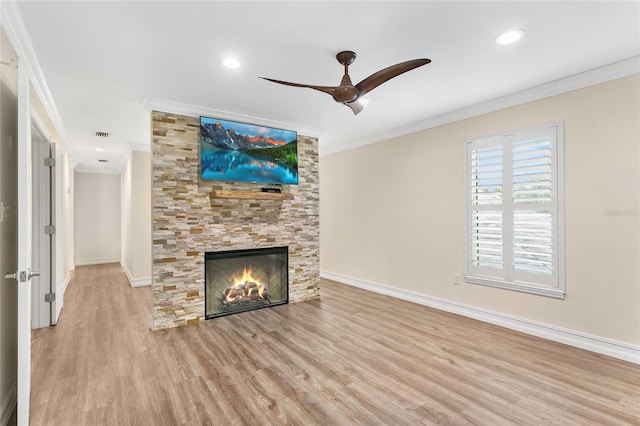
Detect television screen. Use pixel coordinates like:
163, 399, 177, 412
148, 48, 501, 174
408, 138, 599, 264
200, 116, 298, 185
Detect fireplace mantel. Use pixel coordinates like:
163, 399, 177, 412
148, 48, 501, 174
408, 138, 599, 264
209, 190, 294, 201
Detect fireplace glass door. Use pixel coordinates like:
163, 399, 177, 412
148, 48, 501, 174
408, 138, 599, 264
205, 246, 288, 319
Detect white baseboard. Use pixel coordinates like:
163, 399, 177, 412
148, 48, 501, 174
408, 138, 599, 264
121, 264, 151, 288
62, 272, 71, 295
0, 381, 16, 426
320, 270, 640, 364
130, 277, 151, 287
75, 257, 120, 266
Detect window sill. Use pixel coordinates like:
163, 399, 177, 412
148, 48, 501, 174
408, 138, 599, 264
464, 275, 565, 299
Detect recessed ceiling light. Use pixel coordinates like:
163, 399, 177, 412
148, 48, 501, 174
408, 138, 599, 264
495, 30, 525, 45
222, 57, 240, 69
94, 148, 104, 152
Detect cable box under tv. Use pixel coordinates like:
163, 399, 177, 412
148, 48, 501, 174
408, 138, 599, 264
261, 187, 282, 193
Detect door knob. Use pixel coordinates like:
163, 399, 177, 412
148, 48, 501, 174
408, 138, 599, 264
3, 270, 39, 281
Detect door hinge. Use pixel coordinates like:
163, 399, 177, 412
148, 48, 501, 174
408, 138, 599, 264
45, 225, 56, 235
45, 293, 56, 303
44, 157, 56, 167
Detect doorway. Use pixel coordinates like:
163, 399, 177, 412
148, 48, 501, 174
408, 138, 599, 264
31, 128, 55, 329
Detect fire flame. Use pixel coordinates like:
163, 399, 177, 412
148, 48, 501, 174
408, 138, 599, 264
233, 266, 260, 287
224, 266, 266, 303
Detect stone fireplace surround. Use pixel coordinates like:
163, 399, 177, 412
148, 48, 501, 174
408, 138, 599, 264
151, 111, 320, 330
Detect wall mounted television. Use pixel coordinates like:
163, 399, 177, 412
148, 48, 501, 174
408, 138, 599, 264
200, 116, 298, 185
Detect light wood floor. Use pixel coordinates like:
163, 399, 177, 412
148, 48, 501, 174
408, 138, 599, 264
30, 263, 639, 425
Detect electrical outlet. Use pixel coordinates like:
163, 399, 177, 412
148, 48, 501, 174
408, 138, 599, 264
453, 273, 461, 285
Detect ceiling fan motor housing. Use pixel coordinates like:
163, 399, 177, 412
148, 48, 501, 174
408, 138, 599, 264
333, 85, 360, 103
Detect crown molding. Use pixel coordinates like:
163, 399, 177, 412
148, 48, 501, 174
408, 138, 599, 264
1, 1, 73, 156
142, 97, 322, 138
69, 150, 125, 175
74, 165, 121, 175
319, 56, 640, 157
30, 109, 51, 141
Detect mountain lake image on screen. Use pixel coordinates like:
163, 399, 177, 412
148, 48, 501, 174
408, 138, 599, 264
200, 116, 298, 185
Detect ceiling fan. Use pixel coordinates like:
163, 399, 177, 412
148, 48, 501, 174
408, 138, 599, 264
260, 51, 431, 115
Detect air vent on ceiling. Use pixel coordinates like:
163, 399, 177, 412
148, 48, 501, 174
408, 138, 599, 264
98, 159, 108, 163
95, 131, 110, 138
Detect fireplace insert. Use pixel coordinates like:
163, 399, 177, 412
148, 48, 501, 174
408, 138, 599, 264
205, 246, 288, 319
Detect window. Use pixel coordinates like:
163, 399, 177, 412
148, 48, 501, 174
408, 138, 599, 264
464, 122, 564, 298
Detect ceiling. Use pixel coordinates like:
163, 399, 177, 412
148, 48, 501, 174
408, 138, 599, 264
12, 1, 640, 173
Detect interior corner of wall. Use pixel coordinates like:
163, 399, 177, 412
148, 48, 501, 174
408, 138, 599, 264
0, 380, 17, 426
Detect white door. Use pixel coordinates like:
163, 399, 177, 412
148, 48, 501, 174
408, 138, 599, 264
16, 55, 34, 426
0, 26, 20, 426
1, 25, 35, 426
31, 134, 52, 329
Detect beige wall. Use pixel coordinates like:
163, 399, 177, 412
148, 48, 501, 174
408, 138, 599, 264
121, 150, 151, 284
320, 74, 640, 346
74, 172, 121, 265
121, 152, 132, 274
62, 151, 74, 274
131, 151, 151, 279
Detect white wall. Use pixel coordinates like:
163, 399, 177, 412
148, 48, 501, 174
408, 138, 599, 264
54, 145, 73, 320
320, 75, 640, 351
62, 150, 74, 274
120, 150, 151, 286
121, 152, 132, 273
74, 172, 121, 265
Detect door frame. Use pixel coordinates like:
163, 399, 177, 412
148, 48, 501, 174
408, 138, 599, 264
31, 111, 63, 325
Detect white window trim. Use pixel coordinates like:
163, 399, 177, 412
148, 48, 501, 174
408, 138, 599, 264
463, 121, 565, 299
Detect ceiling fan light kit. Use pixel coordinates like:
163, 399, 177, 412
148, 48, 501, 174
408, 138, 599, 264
495, 29, 526, 45
260, 50, 431, 115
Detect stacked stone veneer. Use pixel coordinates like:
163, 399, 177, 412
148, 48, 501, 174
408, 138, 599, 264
151, 111, 319, 330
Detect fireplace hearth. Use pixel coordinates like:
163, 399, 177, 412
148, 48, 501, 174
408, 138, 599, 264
205, 246, 288, 319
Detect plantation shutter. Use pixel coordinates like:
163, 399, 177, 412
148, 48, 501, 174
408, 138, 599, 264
465, 123, 564, 298
511, 136, 558, 287
470, 143, 504, 274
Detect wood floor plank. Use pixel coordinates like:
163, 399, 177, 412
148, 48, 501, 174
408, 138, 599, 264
30, 263, 640, 425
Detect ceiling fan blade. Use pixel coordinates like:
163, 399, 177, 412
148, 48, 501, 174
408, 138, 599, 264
355, 58, 431, 97
260, 77, 337, 96
345, 100, 363, 115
